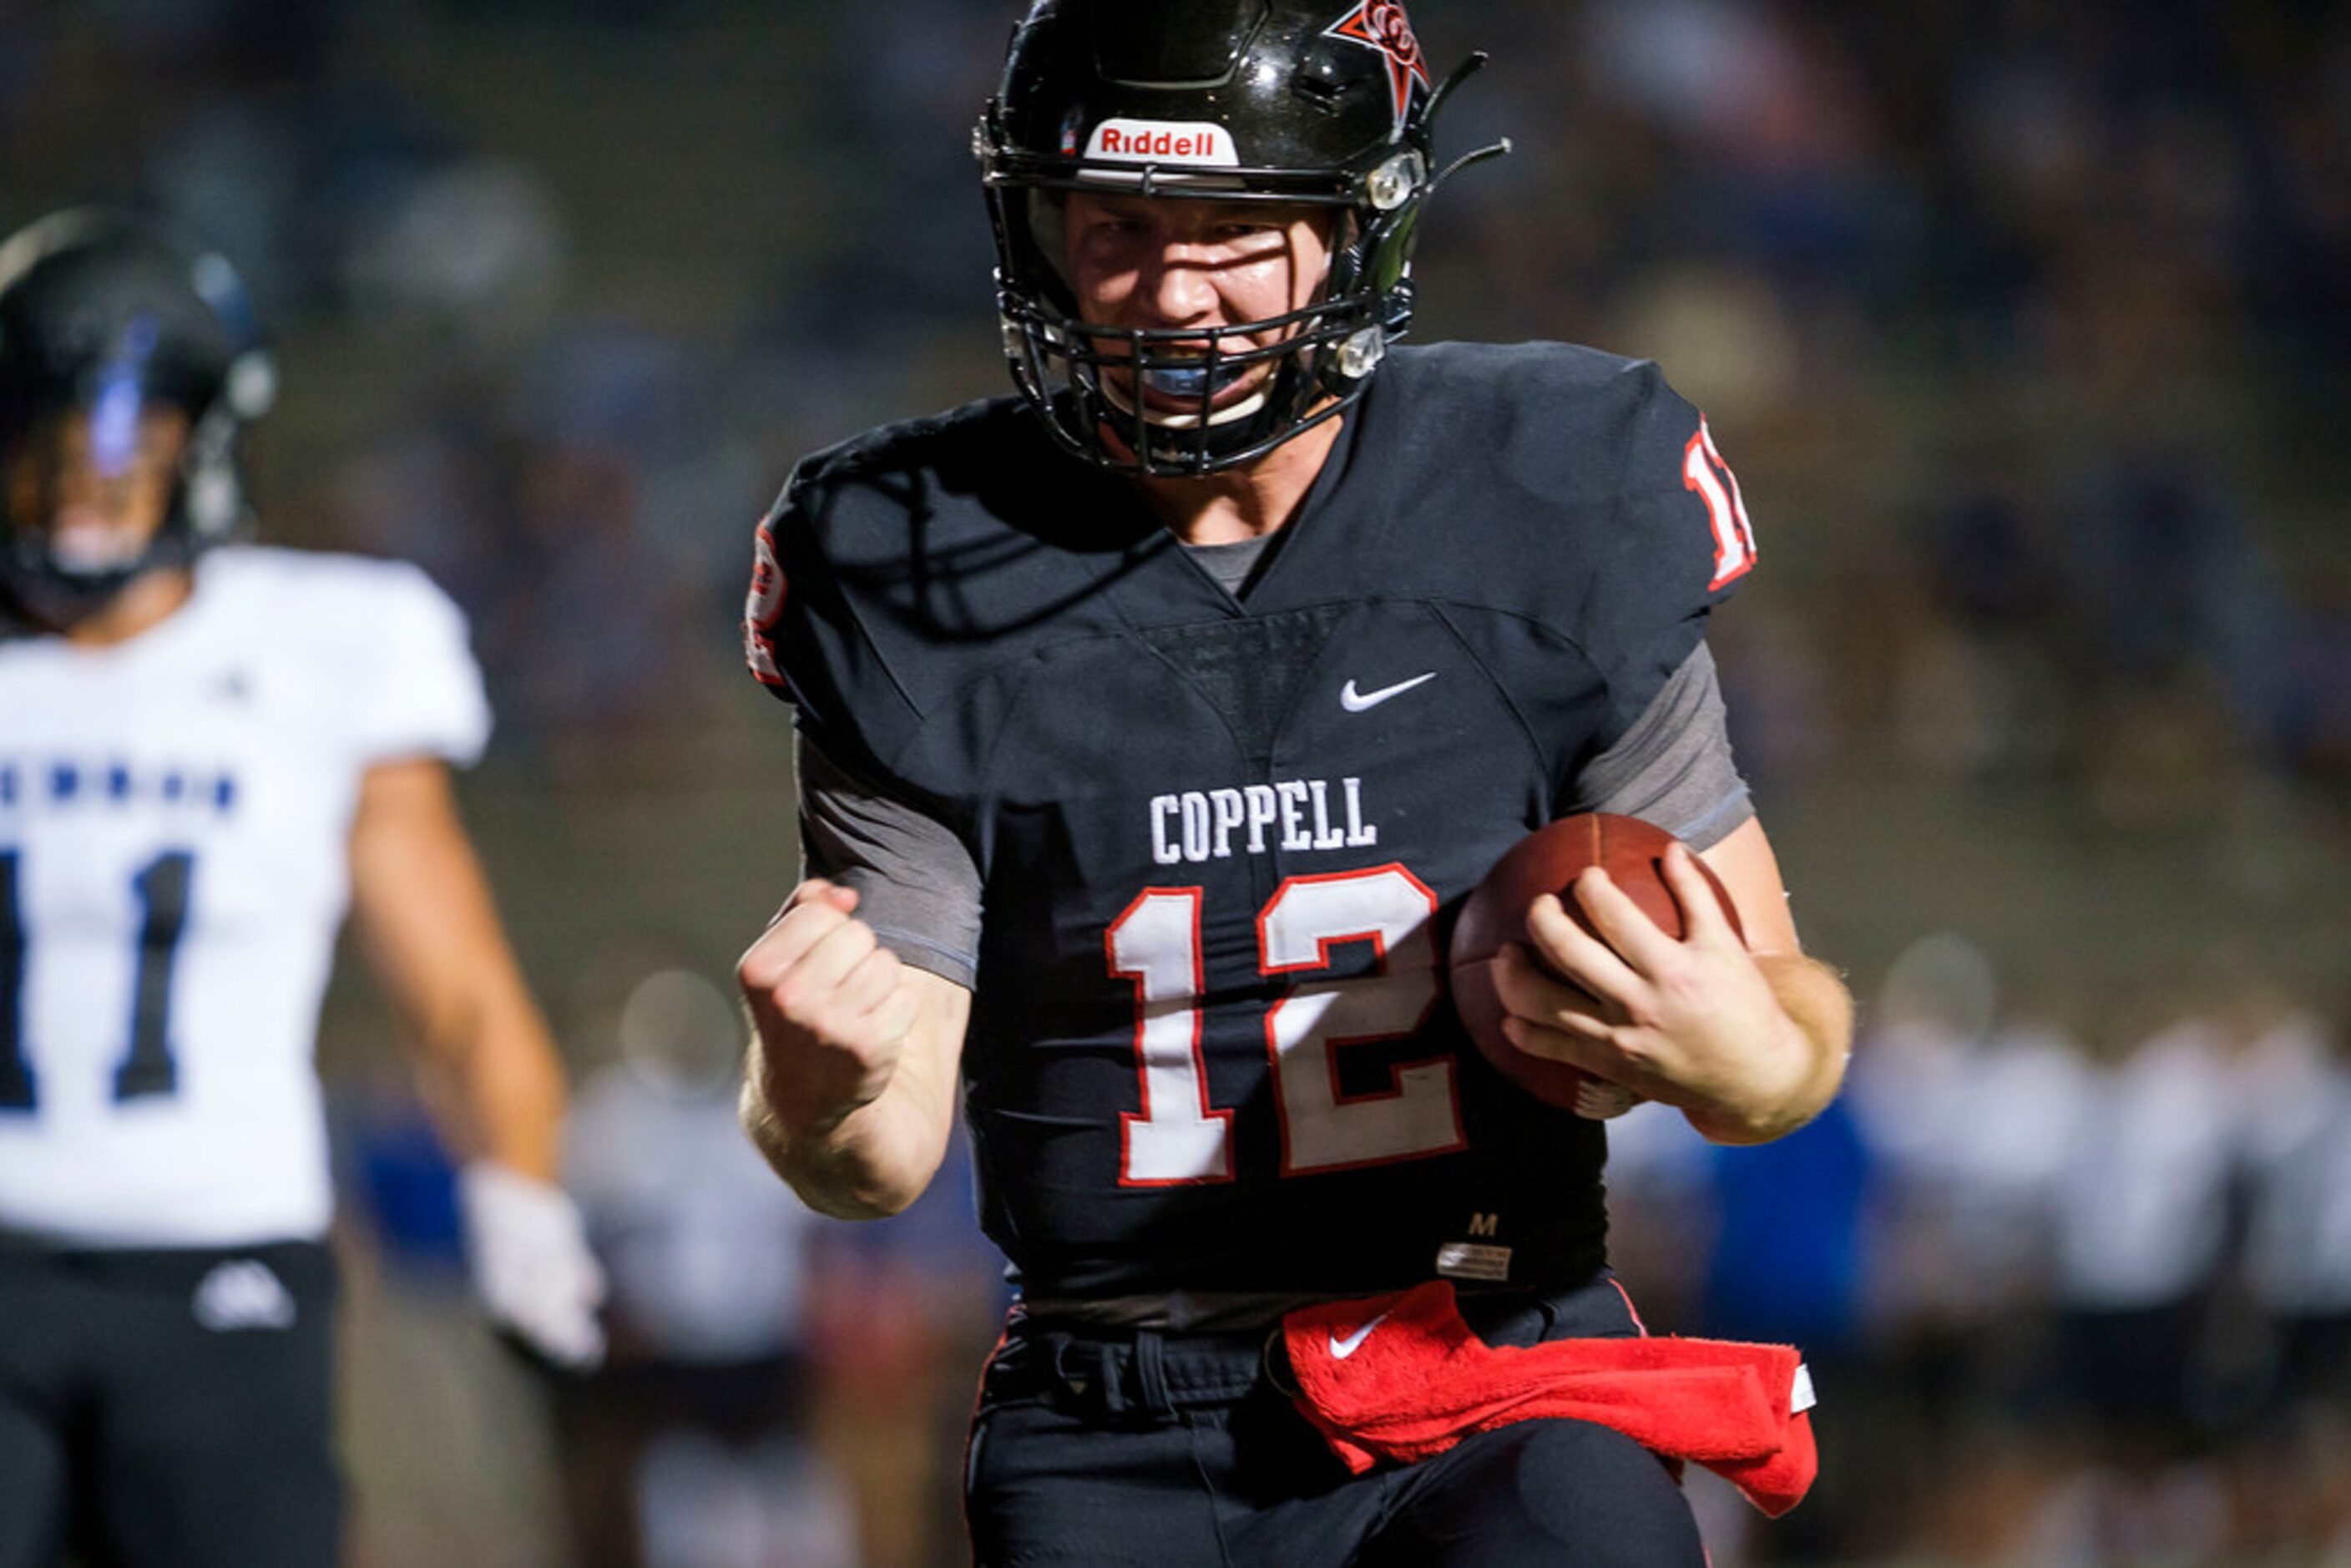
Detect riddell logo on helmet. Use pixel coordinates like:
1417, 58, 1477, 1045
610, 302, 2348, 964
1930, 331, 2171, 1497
1084, 119, 1240, 167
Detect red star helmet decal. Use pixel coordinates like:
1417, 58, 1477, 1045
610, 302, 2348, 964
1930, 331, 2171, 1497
1323, 2, 1433, 134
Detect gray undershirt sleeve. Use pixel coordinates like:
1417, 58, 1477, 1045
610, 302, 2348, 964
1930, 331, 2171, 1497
794, 638, 1748, 987
1569, 642, 1753, 850
796, 732, 983, 988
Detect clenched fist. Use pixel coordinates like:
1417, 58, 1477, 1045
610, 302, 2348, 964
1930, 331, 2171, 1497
737, 879, 924, 1137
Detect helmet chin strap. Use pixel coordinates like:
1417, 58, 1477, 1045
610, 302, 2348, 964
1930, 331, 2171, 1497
1, 550, 175, 631
3, 568, 132, 631
1, 489, 201, 631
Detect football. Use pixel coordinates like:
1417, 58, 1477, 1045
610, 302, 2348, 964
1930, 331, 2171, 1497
1448, 813, 1745, 1115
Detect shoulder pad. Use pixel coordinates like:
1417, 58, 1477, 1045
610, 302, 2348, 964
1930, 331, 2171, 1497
741, 397, 1151, 781
213, 547, 491, 765
1376, 344, 1757, 737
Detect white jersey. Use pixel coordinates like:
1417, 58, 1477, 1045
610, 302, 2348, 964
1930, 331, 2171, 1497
0, 547, 490, 1247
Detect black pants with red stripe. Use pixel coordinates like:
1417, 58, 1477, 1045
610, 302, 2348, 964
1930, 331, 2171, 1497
0, 1240, 341, 1568
964, 1273, 1705, 1568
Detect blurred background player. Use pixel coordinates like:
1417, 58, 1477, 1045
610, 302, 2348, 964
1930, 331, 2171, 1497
0, 208, 604, 1568
736, 3, 1850, 1562
561, 957, 858, 1568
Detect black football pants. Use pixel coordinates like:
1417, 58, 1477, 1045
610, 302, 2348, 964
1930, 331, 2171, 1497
0, 1240, 341, 1568
964, 1275, 1706, 1567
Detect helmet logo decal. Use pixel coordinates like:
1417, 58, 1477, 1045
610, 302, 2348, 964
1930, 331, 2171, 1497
1084, 119, 1240, 168
1323, 3, 1433, 134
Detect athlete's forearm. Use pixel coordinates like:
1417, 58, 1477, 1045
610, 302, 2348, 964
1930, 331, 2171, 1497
348, 757, 569, 1181
1683, 952, 1852, 1146
740, 981, 966, 1219
424, 987, 569, 1181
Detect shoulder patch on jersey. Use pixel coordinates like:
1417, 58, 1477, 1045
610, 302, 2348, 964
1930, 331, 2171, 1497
744, 518, 788, 689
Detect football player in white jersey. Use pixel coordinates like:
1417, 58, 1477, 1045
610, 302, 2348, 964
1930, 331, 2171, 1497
0, 209, 606, 1566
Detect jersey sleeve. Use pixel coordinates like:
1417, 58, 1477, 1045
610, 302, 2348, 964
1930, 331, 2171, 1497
1577, 362, 1757, 752
796, 732, 983, 987
332, 558, 492, 768
741, 463, 928, 786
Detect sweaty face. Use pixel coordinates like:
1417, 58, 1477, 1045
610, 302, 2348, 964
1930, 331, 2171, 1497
1059, 192, 1336, 425
3, 404, 190, 574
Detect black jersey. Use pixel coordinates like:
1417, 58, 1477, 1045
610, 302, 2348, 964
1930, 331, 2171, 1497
746, 342, 1755, 1301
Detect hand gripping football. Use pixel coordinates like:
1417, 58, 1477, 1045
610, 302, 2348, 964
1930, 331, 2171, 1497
1448, 813, 1744, 1116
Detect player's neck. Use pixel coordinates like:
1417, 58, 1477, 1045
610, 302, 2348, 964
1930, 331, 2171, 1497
1133, 414, 1344, 546
58, 568, 195, 648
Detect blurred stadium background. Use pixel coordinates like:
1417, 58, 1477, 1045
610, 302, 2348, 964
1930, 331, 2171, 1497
5, 0, 2348, 1562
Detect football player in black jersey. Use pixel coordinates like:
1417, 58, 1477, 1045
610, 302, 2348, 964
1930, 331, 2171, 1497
736, 3, 1853, 1562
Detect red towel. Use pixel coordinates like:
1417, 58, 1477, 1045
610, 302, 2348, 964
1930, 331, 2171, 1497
1282, 1281, 1818, 1518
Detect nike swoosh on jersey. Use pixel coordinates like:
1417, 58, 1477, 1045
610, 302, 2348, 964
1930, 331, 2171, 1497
1328, 1306, 1396, 1360
1340, 672, 1438, 712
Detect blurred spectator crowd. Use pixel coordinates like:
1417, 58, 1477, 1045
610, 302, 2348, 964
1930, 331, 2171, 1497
3, 0, 2343, 811
4, 0, 2348, 1564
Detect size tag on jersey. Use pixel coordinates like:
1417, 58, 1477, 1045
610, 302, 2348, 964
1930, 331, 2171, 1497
1434, 1242, 1512, 1283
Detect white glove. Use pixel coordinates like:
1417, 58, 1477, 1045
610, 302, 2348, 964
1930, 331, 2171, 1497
458, 1161, 609, 1373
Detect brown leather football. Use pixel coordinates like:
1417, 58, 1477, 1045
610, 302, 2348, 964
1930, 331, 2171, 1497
1448, 813, 1743, 1112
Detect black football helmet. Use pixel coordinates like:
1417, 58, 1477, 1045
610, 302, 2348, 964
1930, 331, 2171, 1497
977, 0, 1503, 476
0, 209, 275, 629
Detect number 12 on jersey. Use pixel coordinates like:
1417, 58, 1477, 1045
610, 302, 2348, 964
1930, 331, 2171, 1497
1107, 864, 1465, 1186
